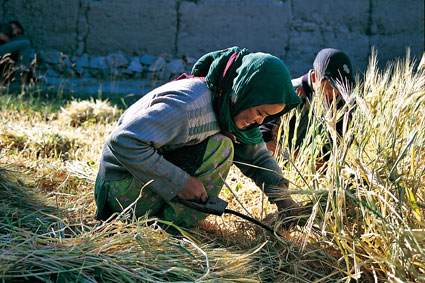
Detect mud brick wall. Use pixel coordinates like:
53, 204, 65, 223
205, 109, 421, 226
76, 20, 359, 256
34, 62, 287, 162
2, 0, 423, 76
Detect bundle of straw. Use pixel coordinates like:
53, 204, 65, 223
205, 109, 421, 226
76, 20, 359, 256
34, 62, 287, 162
57, 99, 121, 127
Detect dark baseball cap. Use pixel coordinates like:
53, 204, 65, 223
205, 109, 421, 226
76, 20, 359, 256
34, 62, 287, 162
313, 48, 355, 91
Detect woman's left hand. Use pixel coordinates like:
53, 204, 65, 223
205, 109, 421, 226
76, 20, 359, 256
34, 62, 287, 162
273, 182, 300, 216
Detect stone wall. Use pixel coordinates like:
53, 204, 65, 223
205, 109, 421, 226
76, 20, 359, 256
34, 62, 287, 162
2, 0, 424, 77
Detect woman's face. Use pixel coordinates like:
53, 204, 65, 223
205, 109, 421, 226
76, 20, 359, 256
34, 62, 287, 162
233, 103, 286, 130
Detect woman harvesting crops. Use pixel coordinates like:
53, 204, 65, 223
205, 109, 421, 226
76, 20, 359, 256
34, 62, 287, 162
94, 46, 302, 228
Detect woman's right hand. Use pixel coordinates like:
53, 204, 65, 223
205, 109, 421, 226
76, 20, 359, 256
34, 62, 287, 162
177, 176, 208, 203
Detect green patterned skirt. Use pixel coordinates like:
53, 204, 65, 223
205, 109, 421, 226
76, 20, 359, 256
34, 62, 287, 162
94, 133, 233, 228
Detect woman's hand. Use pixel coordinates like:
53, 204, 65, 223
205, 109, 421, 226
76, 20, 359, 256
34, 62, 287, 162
273, 182, 313, 228
274, 182, 300, 216
177, 176, 208, 203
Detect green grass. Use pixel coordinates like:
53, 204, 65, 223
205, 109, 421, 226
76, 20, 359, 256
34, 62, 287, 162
0, 90, 62, 114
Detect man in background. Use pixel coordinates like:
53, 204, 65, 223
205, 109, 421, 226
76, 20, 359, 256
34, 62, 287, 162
260, 48, 356, 227
0, 20, 34, 82
261, 48, 356, 161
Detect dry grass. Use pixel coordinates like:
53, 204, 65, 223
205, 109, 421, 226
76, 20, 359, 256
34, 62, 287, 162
0, 50, 424, 282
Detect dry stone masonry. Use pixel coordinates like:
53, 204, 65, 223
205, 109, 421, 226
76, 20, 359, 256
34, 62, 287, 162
36, 49, 193, 82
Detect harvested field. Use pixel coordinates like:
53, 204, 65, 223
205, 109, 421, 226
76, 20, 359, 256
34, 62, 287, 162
1, 50, 424, 282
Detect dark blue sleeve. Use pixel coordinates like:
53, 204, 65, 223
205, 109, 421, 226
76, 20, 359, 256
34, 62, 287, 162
233, 142, 288, 203
259, 119, 279, 142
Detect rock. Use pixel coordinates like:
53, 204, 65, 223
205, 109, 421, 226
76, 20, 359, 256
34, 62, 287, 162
39, 50, 62, 64
106, 51, 129, 68
163, 59, 185, 80
185, 56, 198, 65
46, 69, 60, 77
76, 53, 91, 69
148, 57, 166, 72
128, 57, 143, 73
140, 54, 156, 66
73, 65, 85, 77
62, 55, 73, 68
89, 56, 108, 70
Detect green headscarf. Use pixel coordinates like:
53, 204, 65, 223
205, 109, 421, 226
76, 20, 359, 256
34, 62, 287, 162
192, 46, 301, 144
